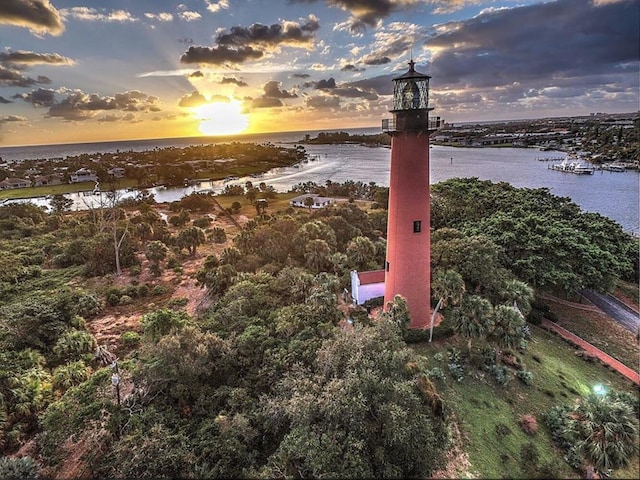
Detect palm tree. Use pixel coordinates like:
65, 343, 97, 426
565, 392, 639, 472
451, 294, 493, 351
502, 279, 533, 317
304, 239, 332, 272
346, 236, 376, 271
491, 304, 526, 350
429, 269, 465, 342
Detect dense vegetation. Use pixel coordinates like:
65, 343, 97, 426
0, 177, 637, 478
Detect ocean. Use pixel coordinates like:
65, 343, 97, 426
1, 129, 638, 236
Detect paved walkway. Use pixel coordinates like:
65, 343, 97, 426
541, 319, 640, 386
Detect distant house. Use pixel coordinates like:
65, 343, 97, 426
69, 168, 98, 183
350, 270, 385, 306
107, 167, 125, 178
289, 193, 333, 209
34, 173, 64, 186
0, 177, 31, 190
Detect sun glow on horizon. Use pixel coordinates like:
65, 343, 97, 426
194, 101, 250, 136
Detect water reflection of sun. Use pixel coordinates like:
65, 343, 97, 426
194, 101, 249, 136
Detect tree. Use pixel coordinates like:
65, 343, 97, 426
346, 236, 376, 271
263, 321, 448, 479
491, 304, 526, 350
255, 199, 268, 216
501, 279, 533, 317
50, 194, 73, 213
145, 240, 168, 275
231, 201, 242, 213
429, 269, 465, 342
177, 226, 206, 256
451, 295, 493, 351
303, 196, 315, 209
141, 308, 190, 343
304, 239, 332, 272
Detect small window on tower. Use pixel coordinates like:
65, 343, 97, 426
413, 220, 422, 233
386, 261, 390, 272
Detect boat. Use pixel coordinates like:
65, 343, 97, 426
602, 163, 626, 172
548, 157, 594, 175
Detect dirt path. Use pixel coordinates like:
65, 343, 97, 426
541, 319, 640, 386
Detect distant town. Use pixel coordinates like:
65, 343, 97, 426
0, 111, 637, 195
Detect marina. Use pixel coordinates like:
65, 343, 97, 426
548, 158, 595, 175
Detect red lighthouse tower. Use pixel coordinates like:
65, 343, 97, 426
383, 60, 440, 329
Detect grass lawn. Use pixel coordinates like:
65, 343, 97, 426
215, 192, 300, 218
411, 324, 639, 479
0, 179, 138, 200
544, 297, 639, 371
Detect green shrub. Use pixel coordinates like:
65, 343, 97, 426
166, 256, 181, 269
0, 456, 39, 479
141, 308, 190, 342
120, 331, 141, 347
137, 284, 150, 297
152, 285, 167, 296
53, 330, 97, 363
193, 217, 212, 228
211, 227, 227, 244
118, 295, 133, 305
516, 370, 534, 385
74, 291, 104, 318
130, 264, 141, 276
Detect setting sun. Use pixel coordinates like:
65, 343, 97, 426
194, 101, 250, 136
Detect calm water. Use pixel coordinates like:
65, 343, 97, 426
2, 133, 638, 235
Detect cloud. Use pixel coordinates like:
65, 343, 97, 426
427, 0, 639, 87
0, 65, 50, 87
45, 90, 161, 121
178, 91, 207, 108
0, 0, 64, 36
315, 77, 337, 89
180, 45, 263, 65
292, 0, 421, 33
341, 64, 365, 72
249, 80, 298, 108
189, 70, 204, 78
216, 15, 320, 51
421, 0, 639, 117
0, 96, 12, 104
178, 37, 194, 44
177, 4, 202, 22
13, 87, 56, 106
221, 76, 248, 87
263, 80, 298, 98
357, 21, 424, 67
0, 115, 27, 124
205, 0, 230, 13
145, 12, 174, 22
59, 7, 137, 23
180, 15, 320, 66
291, 73, 311, 78
305, 94, 341, 109
0, 50, 75, 66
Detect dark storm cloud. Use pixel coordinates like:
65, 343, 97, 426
221, 77, 248, 87
13, 87, 56, 106
216, 15, 320, 49
427, 0, 639, 90
291, 73, 311, 79
0, 0, 64, 36
180, 45, 263, 65
362, 55, 391, 66
0, 96, 12, 104
189, 71, 204, 78
332, 86, 378, 100
45, 90, 161, 121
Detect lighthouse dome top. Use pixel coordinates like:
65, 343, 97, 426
390, 59, 431, 112
393, 60, 431, 81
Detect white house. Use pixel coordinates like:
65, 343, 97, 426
69, 168, 98, 183
290, 193, 333, 209
350, 270, 385, 306
0, 177, 31, 190
107, 167, 125, 178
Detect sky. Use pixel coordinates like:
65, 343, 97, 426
0, 0, 638, 147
